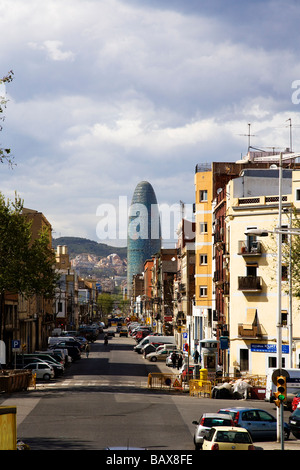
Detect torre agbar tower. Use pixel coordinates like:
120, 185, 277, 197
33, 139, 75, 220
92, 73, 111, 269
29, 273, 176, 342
127, 181, 161, 296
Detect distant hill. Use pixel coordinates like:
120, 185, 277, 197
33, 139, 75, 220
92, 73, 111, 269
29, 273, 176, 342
52, 237, 127, 259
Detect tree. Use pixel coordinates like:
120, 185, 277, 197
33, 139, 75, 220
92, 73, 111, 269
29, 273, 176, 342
97, 293, 114, 318
0, 193, 58, 338
282, 209, 300, 298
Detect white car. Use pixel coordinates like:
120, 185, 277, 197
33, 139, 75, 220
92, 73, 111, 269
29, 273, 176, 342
192, 413, 234, 450
23, 362, 55, 381
146, 349, 181, 362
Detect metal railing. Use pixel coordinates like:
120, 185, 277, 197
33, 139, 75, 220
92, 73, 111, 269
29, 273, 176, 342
147, 372, 187, 391
189, 379, 212, 398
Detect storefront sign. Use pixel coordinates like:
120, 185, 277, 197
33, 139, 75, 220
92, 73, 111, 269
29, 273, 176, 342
251, 343, 289, 353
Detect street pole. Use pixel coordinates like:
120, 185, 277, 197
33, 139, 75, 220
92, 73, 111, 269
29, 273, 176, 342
289, 208, 293, 369
277, 152, 284, 448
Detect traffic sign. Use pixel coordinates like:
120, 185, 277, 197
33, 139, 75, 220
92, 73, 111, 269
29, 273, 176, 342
12, 340, 21, 351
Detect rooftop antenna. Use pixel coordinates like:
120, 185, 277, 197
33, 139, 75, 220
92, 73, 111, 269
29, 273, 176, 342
179, 200, 185, 220
286, 118, 292, 152
238, 123, 255, 152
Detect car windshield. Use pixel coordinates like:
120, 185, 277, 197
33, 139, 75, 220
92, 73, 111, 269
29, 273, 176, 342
219, 410, 236, 420
215, 430, 251, 443
203, 418, 232, 427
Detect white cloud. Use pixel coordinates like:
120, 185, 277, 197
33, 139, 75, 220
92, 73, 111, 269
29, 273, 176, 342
28, 40, 75, 62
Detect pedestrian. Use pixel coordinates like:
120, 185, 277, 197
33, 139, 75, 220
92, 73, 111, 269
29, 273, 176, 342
177, 354, 183, 370
171, 351, 177, 368
85, 343, 90, 358
193, 349, 199, 364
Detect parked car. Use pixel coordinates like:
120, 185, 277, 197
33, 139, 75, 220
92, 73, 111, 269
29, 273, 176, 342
218, 407, 290, 441
202, 426, 255, 451
16, 354, 64, 377
50, 343, 81, 362
23, 362, 55, 381
119, 327, 128, 337
291, 392, 300, 411
141, 343, 165, 357
146, 348, 181, 362
192, 413, 234, 450
289, 405, 300, 439
134, 329, 152, 342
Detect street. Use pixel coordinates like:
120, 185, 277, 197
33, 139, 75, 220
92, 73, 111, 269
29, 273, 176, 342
1, 331, 300, 451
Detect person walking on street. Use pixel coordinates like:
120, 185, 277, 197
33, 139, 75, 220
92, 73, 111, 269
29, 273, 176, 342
177, 354, 183, 370
171, 351, 177, 368
85, 343, 90, 358
193, 349, 199, 364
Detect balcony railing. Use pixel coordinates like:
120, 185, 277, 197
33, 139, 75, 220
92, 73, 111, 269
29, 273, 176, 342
238, 276, 262, 292
238, 240, 262, 256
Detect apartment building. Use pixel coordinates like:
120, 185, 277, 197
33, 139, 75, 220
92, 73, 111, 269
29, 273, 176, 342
174, 219, 195, 349
226, 168, 300, 376
193, 164, 214, 357
193, 162, 260, 367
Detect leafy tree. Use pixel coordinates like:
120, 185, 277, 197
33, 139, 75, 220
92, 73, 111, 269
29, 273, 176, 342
282, 209, 300, 298
0, 193, 58, 338
97, 292, 114, 317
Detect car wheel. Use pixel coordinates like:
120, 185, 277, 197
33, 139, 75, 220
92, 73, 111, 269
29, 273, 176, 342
43, 373, 51, 381
292, 431, 300, 439
151, 357, 157, 362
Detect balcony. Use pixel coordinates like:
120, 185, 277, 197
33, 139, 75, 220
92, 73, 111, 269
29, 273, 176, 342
238, 324, 262, 338
238, 276, 262, 292
238, 240, 262, 256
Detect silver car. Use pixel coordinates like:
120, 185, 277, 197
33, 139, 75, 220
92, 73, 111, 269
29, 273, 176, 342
192, 413, 234, 450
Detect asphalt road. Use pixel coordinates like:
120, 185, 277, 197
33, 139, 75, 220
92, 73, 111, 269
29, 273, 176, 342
1, 331, 299, 451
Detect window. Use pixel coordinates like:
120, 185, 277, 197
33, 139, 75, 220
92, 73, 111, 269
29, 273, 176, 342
200, 222, 208, 233
200, 254, 208, 265
282, 265, 288, 281
296, 189, 300, 201
246, 264, 257, 277
200, 286, 207, 297
199, 190, 208, 202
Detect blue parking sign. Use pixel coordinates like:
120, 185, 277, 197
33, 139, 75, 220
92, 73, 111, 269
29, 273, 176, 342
12, 339, 20, 350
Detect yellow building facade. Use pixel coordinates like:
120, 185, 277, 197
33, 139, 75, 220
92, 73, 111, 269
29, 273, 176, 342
226, 168, 300, 376
192, 165, 214, 362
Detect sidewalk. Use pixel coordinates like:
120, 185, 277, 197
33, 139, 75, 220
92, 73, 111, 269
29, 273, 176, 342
257, 439, 300, 450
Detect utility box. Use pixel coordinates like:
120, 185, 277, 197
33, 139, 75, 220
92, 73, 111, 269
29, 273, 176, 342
0, 406, 17, 450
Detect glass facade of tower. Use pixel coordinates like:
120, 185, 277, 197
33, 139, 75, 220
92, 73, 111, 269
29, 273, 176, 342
127, 181, 161, 294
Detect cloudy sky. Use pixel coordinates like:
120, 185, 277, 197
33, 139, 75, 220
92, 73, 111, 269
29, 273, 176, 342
1, 0, 300, 247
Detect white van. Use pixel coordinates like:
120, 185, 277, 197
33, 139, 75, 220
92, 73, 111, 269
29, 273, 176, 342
133, 335, 175, 353
265, 368, 300, 409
